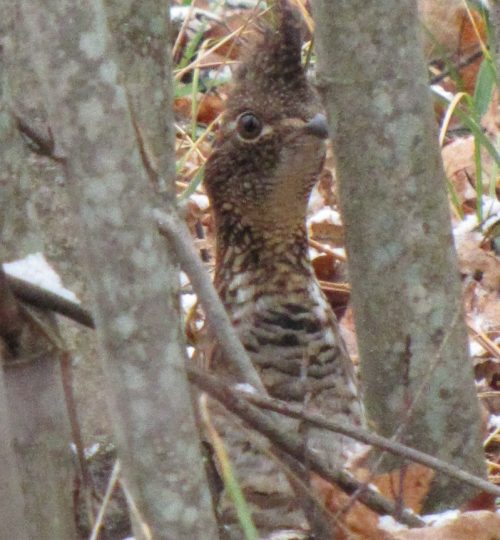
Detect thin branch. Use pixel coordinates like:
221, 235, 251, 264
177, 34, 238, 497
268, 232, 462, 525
6, 274, 95, 329
155, 208, 266, 394
0, 267, 23, 353
89, 460, 121, 540
13, 111, 65, 162
188, 366, 426, 529
429, 49, 483, 85
237, 387, 500, 499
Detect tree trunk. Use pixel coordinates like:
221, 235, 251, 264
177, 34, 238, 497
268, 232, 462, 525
0, 9, 78, 538
20, 1, 219, 538
490, 1, 500, 88
0, 351, 28, 540
311, 0, 487, 511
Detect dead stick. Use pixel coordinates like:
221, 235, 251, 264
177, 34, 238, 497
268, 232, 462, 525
237, 387, 500, 499
155, 208, 265, 394
6, 274, 94, 329
188, 366, 425, 528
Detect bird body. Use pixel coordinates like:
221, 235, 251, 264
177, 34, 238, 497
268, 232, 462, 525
203, 1, 362, 535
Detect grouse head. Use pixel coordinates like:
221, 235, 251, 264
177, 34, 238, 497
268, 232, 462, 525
204, 0, 328, 259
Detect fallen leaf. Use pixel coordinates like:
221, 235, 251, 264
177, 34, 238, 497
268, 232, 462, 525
392, 511, 500, 540
312, 464, 434, 539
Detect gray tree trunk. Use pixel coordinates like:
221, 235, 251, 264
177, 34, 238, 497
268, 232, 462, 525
0, 7, 77, 538
311, 0, 487, 511
0, 352, 28, 540
490, 1, 500, 87
19, 1, 218, 538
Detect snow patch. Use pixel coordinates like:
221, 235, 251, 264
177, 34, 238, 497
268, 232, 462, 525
380, 510, 462, 533
190, 193, 209, 211
378, 515, 408, 533
181, 293, 197, 313
308, 206, 342, 226
179, 271, 190, 288
307, 186, 325, 215
488, 414, 500, 430
431, 84, 455, 102
3, 252, 80, 303
469, 339, 486, 357
453, 196, 500, 240
234, 383, 257, 394
453, 213, 479, 238
422, 509, 460, 526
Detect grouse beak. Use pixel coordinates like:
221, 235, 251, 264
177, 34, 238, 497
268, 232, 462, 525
303, 113, 329, 139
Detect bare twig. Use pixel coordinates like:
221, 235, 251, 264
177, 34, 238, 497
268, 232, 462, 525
6, 274, 95, 329
429, 49, 483, 85
188, 366, 425, 529
236, 386, 500, 499
155, 208, 266, 394
13, 111, 65, 162
89, 460, 121, 540
309, 238, 347, 262
60, 350, 96, 527
0, 267, 23, 353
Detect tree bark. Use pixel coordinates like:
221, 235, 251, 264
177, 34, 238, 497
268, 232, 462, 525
104, 0, 176, 196
20, 1, 219, 538
490, 0, 500, 88
0, 6, 77, 537
0, 352, 28, 540
311, 0, 486, 511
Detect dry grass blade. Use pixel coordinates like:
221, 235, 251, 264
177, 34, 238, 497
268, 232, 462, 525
89, 460, 121, 540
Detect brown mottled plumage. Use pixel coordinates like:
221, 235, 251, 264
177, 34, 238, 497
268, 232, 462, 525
204, 1, 362, 536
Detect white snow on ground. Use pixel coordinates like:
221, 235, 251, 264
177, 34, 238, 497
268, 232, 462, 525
469, 339, 486, 357
379, 509, 461, 533
190, 193, 210, 211
453, 213, 481, 239
378, 515, 408, 533
181, 292, 198, 313
3, 252, 80, 303
422, 509, 461, 526
179, 271, 190, 287
488, 414, 500, 430
453, 196, 500, 240
234, 382, 257, 394
308, 206, 343, 227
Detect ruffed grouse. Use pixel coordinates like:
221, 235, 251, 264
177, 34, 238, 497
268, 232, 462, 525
203, 1, 362, 536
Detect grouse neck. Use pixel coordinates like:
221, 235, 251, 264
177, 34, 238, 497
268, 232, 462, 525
213, 208, 312, 283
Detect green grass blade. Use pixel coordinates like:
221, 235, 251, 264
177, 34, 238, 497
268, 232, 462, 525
177, 166, 205, 202
473, 58, 496, 119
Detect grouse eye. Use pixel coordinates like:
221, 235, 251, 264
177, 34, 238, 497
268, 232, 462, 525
236, 112, 263, 140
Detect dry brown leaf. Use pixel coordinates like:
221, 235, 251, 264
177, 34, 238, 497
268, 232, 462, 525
456, 231, 500, 292
361, 464, 435, 515
174, 94, 224, 124
204, 12, 260, 60
419, 0, 467, 58
441, 137, 477, 205
441, 135, 497, 208
392, 511, 500, 540
310, 219, 344, 244
419, 0, 485, 55
312, 475, 393, 540
313, 464, 434, 540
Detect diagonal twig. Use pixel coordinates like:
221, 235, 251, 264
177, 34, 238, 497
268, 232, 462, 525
236, 385, 500, 499
155, 208, 266, 394
188, 366, 426, 529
